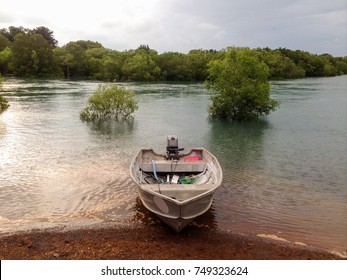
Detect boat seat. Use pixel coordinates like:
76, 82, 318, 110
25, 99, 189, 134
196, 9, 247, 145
139, 160, 207, 173
143, 184, 216, 201
142, 183, 215, 193
159, 184, 215, 192
143, 184, 161, 192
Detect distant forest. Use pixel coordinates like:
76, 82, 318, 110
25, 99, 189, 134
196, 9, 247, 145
1, 26, 347, 81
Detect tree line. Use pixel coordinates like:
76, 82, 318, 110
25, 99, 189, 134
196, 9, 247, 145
1, 26, 347, 81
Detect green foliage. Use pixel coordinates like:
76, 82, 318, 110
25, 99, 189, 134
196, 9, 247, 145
60, 41, 92, 78
122, 46, 161, 81
0, 34, 10, 51
0, 25, 346, 81
277, 48, 347, 77
0, 96, 10, 113
29, 26, 58, 47
11, 33, 58, 77
80, 84, 138, 122
0, 47, 12, 74
0, 75, 10, 113
256, 48, 305, 79
187, 49, 216, 80
0, 26, 27, 42
157, 52, 193, 81
85, 48, 121, 81
206, 48, 280, 120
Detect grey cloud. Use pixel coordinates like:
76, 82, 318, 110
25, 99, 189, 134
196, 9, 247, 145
154, 0, 347, 55
3, 0, 345, 56
0, 11, 16, 24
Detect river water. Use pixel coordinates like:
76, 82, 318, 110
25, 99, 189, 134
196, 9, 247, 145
0, 77, 346, 255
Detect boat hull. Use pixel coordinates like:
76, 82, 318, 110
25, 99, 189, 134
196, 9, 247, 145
130, 148, 222, 232
138, 187, 214, 232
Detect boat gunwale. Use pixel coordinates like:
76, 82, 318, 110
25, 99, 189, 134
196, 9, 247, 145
130, 147, 223, 206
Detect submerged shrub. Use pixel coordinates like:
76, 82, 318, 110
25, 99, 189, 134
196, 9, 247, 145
0, 77, 10, 114
0, 96, 10, 113
206, 48, 279, 120
80, 84, 138, 122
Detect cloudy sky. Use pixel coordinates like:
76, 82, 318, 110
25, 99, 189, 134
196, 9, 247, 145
1, 0, 346, 56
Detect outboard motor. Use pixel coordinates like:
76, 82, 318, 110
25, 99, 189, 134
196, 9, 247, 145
166, 135, 184, 159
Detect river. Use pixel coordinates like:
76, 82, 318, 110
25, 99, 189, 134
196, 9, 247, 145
0, 76, 346, 255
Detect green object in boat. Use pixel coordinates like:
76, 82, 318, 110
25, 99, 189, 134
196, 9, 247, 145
179, 177, 197, 184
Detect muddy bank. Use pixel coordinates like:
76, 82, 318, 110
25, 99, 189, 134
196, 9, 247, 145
0, 224, 342, 260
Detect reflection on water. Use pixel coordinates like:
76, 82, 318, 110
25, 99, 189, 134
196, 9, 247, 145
87, 119, 135, 136
0, 77, 346, 255
0, 161, 137, 232
132, 197, 161, 226
207, 118, 270, 171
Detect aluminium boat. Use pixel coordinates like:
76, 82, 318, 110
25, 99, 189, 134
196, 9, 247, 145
130, 136, 223, 232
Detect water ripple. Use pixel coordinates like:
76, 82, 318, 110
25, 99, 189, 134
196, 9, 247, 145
1, 77, 346, 254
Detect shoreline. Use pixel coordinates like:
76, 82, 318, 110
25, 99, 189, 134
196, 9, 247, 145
0, 224, 343, 260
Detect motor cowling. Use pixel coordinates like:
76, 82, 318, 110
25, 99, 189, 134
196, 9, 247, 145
166, 135, 184, 159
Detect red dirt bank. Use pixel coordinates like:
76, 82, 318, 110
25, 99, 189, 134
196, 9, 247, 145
0, 225, 342, 260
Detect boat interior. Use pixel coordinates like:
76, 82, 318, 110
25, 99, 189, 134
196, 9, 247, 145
134, 154, 218, 201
